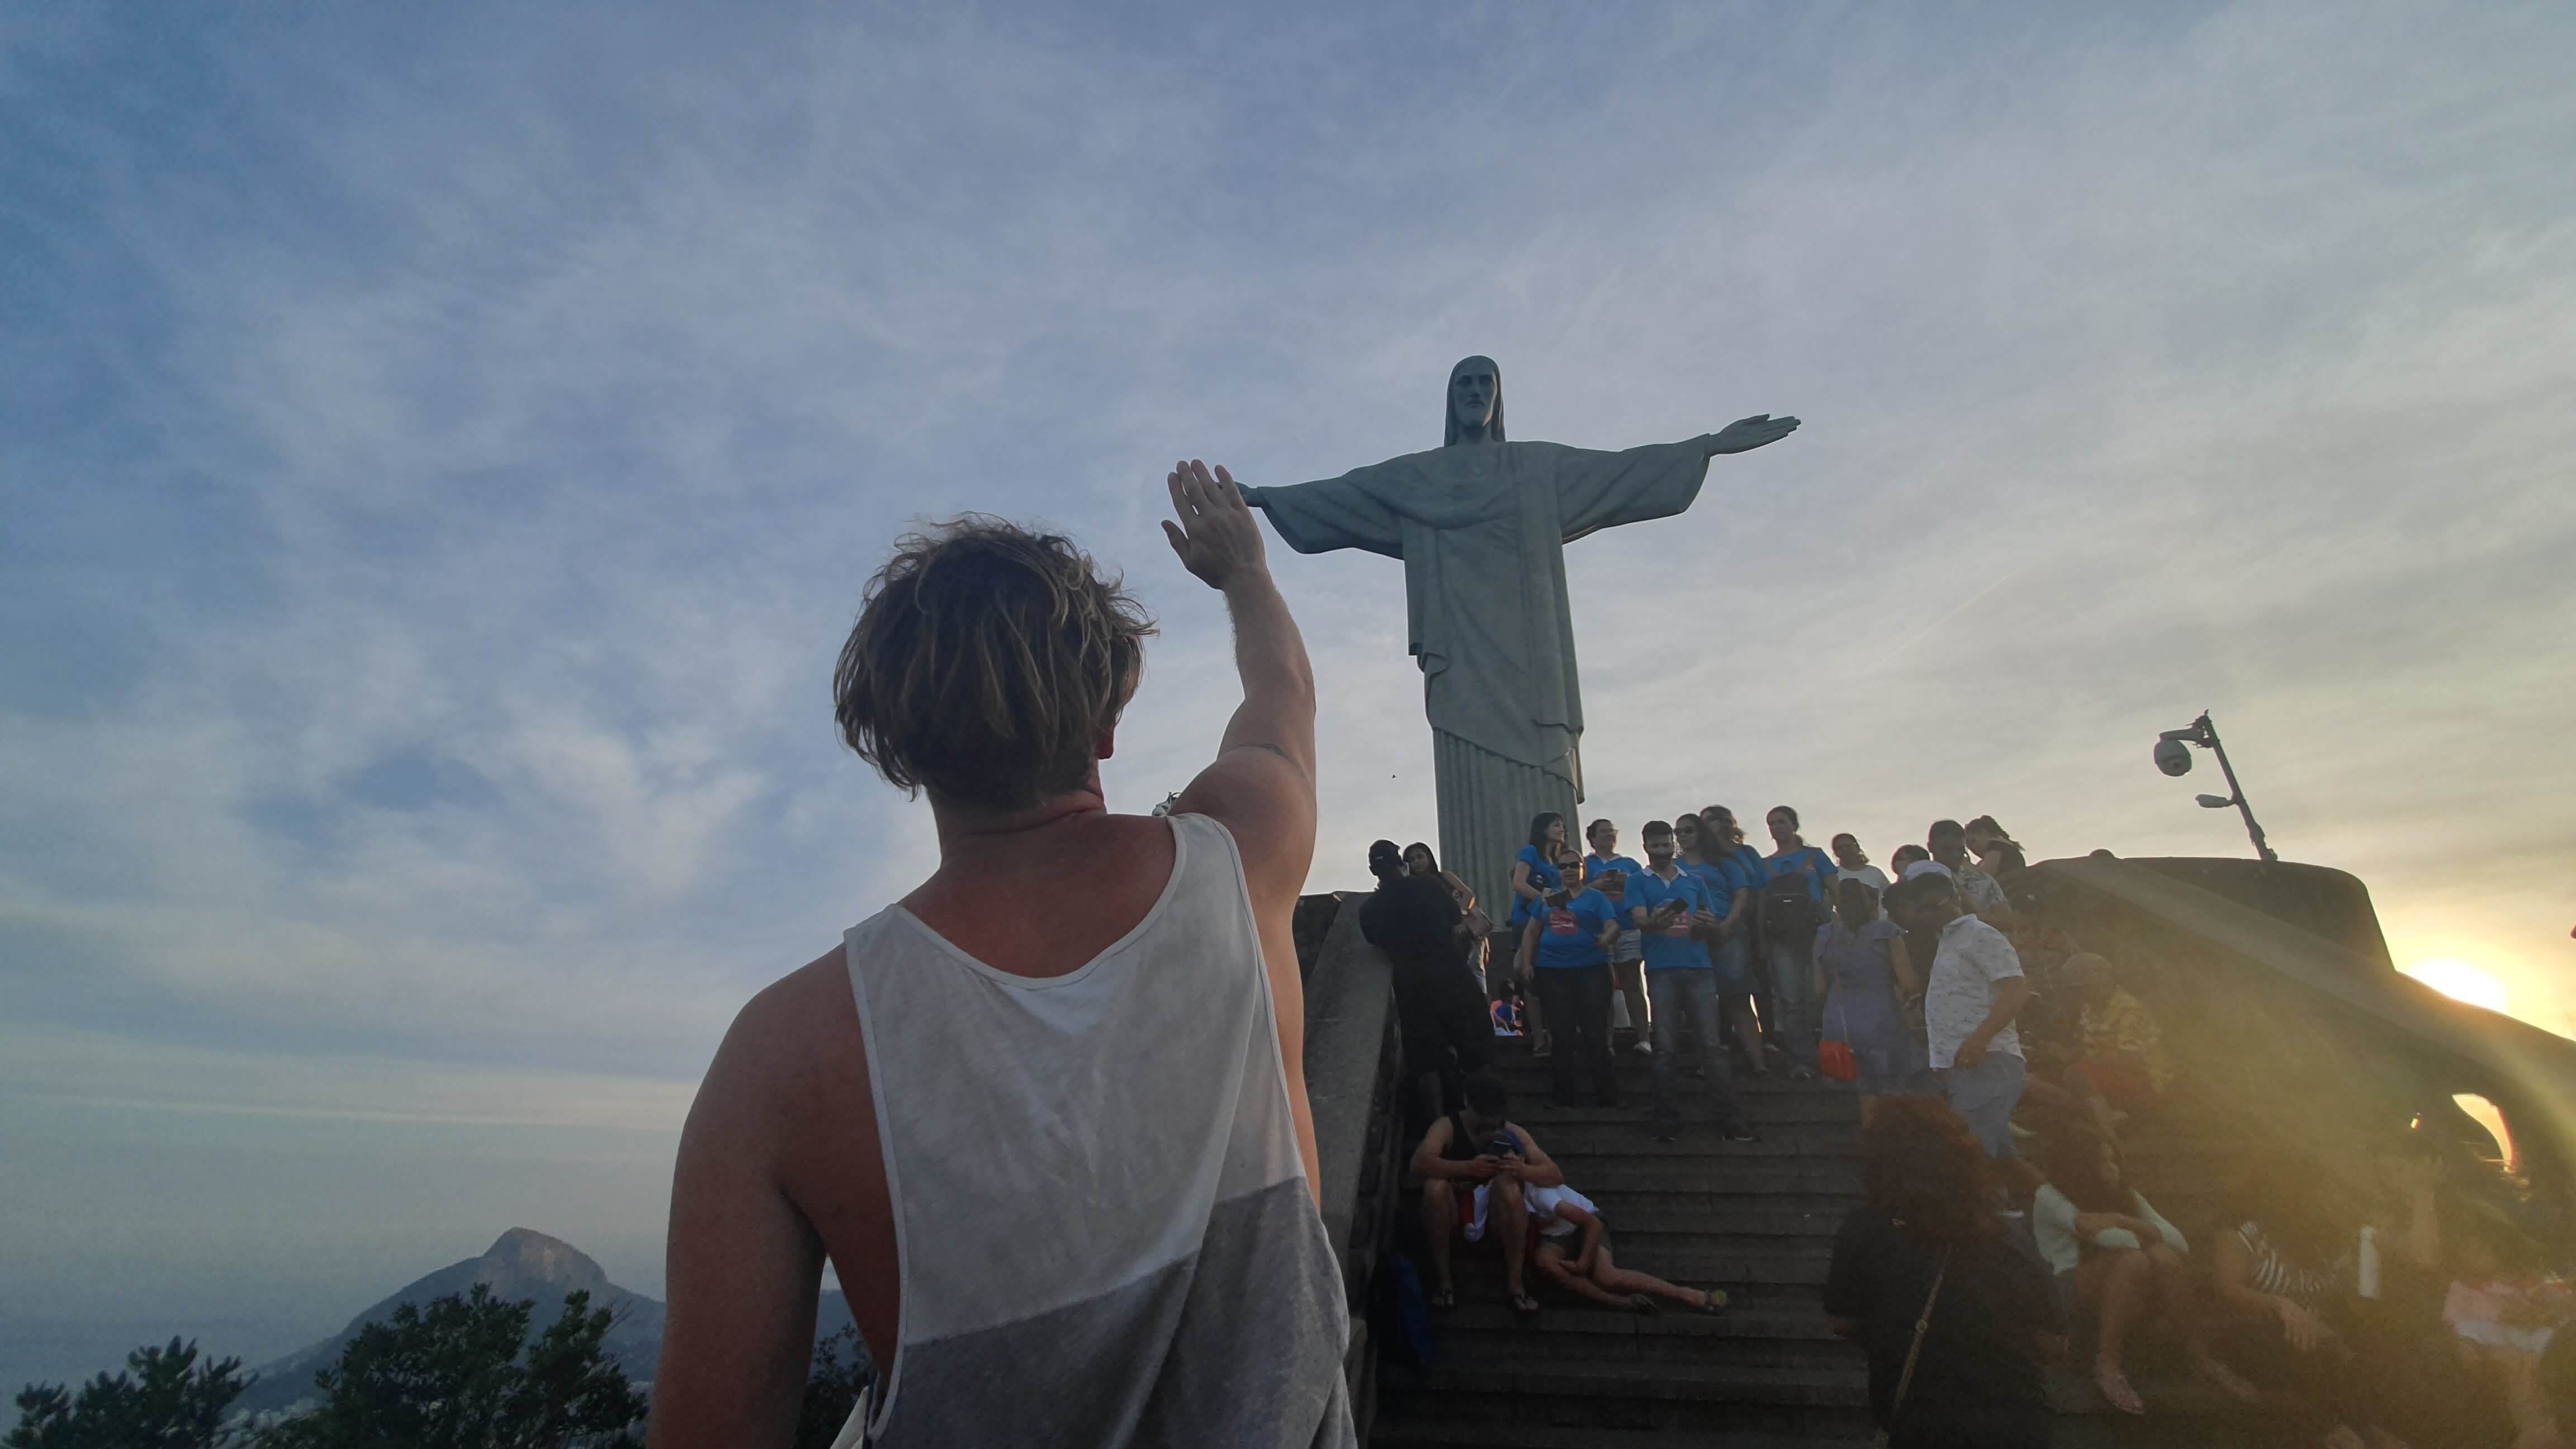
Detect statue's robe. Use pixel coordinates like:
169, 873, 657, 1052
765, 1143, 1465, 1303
1245, 437, 1711, 920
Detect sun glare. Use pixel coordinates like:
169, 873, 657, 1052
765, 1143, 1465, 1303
2403, 958, 2511, 1013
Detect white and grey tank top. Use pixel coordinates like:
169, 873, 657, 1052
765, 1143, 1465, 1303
840, 811, 1356, 1448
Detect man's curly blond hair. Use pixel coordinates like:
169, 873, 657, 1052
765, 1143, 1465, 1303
834, 516, 1156, 811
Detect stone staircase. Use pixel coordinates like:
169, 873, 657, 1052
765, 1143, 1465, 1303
1371, 1043, 1876, 1447
1368, 1041, 2282, 1448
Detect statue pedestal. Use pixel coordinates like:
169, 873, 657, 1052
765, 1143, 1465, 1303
1433, 730, 1577, 933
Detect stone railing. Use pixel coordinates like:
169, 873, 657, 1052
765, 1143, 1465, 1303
1295, 892, 1407, 1441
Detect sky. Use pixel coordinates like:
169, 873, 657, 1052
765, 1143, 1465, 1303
5, 0, 2573, 1395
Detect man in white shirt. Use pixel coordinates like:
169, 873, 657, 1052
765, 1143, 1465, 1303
1887, 872, 2033, 1158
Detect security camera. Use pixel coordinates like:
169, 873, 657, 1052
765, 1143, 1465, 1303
2153, 738, 2194, 777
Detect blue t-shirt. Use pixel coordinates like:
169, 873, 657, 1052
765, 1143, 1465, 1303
1627, 868, 1716, 972
1584, 852, 1644, 927
1509, 844, 1564, 927
1532, 888, 1618, 970
1716, 844, 1767, 905
1767, 844, 1840, 903
1684, 860, 1738, 923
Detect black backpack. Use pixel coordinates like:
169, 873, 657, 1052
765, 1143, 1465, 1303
1756, 856, 1826, 955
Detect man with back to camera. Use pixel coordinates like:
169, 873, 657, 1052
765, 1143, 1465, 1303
649, 462, 1354, 1447
1582, 818, 1651, 1055
1886, 871, 2033, 1159
1627, 820, 1754, 1144
1361, 838, 1493, 1138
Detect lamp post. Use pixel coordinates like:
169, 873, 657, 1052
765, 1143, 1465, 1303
2151, 711, 2279, 864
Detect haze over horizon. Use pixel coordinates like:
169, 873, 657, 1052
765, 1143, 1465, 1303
6, 0, 2573, 1396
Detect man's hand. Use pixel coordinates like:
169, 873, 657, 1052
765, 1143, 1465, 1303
1163, 460, 1268, 591
1467, 1154, 1504, 1182
1705, 414, 1801, 455
1954, 1034, 1990, 1069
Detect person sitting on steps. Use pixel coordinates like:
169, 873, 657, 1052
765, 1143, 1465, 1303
1412, 1074, 1563, 1316
1523, 1182, 1729, 1317
2035, 1124, 2258, 1415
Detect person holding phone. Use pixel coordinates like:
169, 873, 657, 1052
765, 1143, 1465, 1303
1508, 813, 1570, 1053
1533, 844, 1623, 1110
1630, 820, 1754, 1144
1410, 1074, 1566, 1315
1583, 819, 1651, 1054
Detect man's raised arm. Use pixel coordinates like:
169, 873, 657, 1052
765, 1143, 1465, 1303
1166, 459, 1317, 908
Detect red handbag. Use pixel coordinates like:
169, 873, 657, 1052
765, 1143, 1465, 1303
1819, 991, 1859, 1082
1818, 1038, 1859, 1082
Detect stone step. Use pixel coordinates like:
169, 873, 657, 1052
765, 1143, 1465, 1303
1488, 1054, 1842, 1095
1506, 1091, 1863, 1125
1542, 1130, 1861, 1160
1372, 1419, 1871, 1448
1379, 1389, 1878, 1443
1403, 1356, 1871, 1410
1573, 1189, 1857, 1222
1434, 1299, 1847, 1343
1436, 1319, 1862, 1371
1445, 1241, 1832, 1287
1565, 1199, 1849, 1237
1535, 1160, 1862, 1195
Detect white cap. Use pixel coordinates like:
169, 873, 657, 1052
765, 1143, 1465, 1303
1902, 860, 1956, 882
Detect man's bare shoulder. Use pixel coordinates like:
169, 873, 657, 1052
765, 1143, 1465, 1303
705, 945, 864, 1112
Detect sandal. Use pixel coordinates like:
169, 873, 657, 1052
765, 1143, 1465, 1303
2094, 1364, 2146, 1415
1510, 1291, 1541, 1317
1427, 1286, 1456, 1311
1628, 1292, 1661, 1315
1692, 1287, 1729, 1314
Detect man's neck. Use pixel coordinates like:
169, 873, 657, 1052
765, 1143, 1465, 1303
1648, 858, 1679, 879
928, 789, 1110, 873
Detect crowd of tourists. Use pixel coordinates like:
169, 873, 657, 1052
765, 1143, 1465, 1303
1364, 806, 2035, 1150
1364, 806, 2576, 1448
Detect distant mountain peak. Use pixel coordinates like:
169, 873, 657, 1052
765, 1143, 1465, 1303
481, 1228, 607, 1287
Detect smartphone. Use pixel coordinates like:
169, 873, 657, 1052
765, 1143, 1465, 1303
1487, 1136, 1519, 1158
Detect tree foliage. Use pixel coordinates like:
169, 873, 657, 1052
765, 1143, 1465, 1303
793, 1324, 874, 1449
7, 1337, 250, 1449
258, 1285, 644, 1449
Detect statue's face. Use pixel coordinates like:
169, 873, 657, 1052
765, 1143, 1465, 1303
1450, 365, 1497, 434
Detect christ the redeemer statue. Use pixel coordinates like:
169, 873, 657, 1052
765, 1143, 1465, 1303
1240, 356, 1798, 919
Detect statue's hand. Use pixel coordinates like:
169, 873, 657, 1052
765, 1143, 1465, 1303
1706, 414, 1801, 455
1162, 460, 1270, 592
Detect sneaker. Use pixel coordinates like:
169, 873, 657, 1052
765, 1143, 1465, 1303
1723, 1124, 1758, 1143
1787, 1065, 1819, 1083
1629, 1041, 1654, 1056
1653, 1126, 1678, 1143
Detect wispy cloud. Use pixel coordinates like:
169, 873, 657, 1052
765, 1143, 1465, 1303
3, 0, 2572, 1365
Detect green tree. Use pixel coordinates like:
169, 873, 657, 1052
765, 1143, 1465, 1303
793, 1325, 874, 1449
7, 1337, 251, 1449
258, 1285, 643, 1449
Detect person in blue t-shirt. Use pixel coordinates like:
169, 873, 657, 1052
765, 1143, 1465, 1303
1583, 818, 1651, 1055
1530, 842, 1622, 1109
1691, 806, 1775, 1077
1508, 813, 1571, 1054
1760, 805, 1840, 1079
1628, 821, 1753, 1143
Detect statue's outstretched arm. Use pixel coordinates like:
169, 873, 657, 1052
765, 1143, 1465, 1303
1703, 414, 1802, 456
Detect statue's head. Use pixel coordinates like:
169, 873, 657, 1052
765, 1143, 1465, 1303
1444, 356, 1503, 445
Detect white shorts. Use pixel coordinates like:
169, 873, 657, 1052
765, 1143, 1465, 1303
1464, 1182, 1598, 1242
